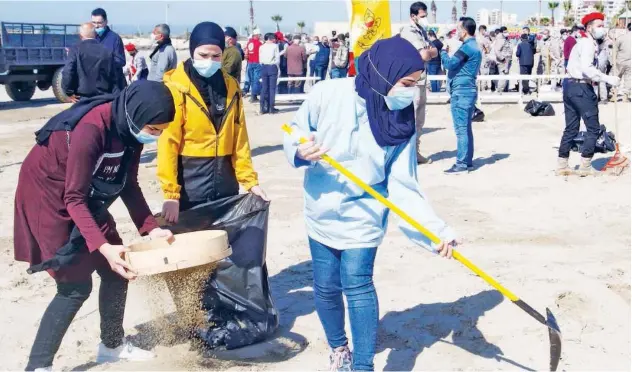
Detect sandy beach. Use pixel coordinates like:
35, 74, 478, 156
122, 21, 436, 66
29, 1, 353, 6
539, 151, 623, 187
0, 87, 629, 371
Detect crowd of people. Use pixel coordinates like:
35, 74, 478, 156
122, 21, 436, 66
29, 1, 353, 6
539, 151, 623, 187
11, 2, 631, 372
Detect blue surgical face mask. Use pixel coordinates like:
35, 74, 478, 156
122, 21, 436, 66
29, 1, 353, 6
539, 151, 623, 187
383, 85, 417, 111
95, 27, 106, 36
125, 99, 160, 144
193, 59, 221, 78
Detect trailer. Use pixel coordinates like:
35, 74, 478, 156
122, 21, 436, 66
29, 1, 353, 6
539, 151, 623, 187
0, 22, 80, 102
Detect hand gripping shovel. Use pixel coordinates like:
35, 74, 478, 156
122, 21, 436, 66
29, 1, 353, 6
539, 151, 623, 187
282, 124, 562, 371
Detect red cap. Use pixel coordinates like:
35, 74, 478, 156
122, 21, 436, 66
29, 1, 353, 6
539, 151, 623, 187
581, 12, 604, 26
274, 31, 284, 42
124, 43, 136, 52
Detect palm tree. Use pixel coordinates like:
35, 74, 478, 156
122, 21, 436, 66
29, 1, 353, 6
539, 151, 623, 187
563, 0, 573, 18
564, 15, 575, 26
297, 21, 305, 34
431, 0, 437, 23
548, 2, 560, 26
451, 0, 457, 23
271, 14, 283, 31
462, 0, 467, 16
594, 1, 605, 13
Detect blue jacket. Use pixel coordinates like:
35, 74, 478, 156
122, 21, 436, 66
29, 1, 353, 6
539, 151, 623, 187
440, 37, 481, 93
516, 40, 535, 66
314, 43, 330, 66
283, 78, 457, 250
61, 39, 122, 97
95, 26, 125, 69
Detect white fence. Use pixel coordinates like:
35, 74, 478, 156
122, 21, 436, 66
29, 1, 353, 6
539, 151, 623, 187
271, 74, 568, 105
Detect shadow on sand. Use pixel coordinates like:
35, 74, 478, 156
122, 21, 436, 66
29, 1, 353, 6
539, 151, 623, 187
0, 98, 64, 110
377, 289, 534, 371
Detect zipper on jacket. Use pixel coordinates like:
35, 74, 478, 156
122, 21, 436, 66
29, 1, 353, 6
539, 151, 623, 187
214, 92, 240, 200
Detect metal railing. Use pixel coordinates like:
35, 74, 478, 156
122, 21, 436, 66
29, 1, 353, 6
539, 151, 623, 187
272, 74, 568, 105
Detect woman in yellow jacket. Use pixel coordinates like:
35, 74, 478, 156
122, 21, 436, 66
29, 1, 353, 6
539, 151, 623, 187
158, 22, 267, 223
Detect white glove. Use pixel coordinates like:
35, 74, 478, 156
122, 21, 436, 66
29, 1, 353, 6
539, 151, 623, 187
606, 75, 621, 87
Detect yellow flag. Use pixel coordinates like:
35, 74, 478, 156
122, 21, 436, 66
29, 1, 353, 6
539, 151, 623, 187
348, 0, 392, 57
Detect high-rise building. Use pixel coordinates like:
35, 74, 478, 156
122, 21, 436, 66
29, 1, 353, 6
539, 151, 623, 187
489, 9, 518, 26
575, 0, 626, 24
477, 8, 490, 26
490, 9, 501, 25
476, 9, 487, 25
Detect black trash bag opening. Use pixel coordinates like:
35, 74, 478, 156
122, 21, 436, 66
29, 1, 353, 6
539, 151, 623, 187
472, 106, 485, 122
524, 100, 556, 116
158, 193, 279, 350
571, 124, 617, 154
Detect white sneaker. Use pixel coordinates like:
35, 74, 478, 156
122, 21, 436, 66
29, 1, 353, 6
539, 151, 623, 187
96, 338, 155, 364
34, 368, 52, 372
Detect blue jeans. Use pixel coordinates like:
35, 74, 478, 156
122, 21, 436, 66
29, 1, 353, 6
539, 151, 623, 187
330, 67, 348, 79
314, 65, 328, 83
245, 63, 262, 96
450, 91, 477, 168
427, 63, 442, 92
309, 238, 378, 371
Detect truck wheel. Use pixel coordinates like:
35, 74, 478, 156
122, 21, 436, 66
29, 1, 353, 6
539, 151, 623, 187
5, 82, 36, 102
52, 67, 71, 103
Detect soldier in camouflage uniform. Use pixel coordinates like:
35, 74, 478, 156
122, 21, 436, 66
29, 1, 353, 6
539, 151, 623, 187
399, 1, 438, 165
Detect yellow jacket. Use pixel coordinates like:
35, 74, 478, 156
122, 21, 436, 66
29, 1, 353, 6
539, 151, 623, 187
157, 62, 258, 203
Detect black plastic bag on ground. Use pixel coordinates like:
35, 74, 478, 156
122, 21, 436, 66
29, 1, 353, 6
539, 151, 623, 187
524, 100, 556, 116
571, 124, 617, 154
160, 193, 279, 350
472, 106, 485, 122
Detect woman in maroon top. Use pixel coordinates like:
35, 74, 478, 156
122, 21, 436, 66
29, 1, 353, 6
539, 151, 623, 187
14, 80, 176, 371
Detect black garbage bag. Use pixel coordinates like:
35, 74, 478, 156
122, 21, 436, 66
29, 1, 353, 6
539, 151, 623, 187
161, 193, 279, 350
571, 124, 617, 154
524, 100, 556, 116
472, 106, 485, 122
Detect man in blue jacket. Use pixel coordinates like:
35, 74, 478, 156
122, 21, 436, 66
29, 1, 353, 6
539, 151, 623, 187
91, 8, 126, 88
516, 33, 535, 95
440, 17, 482, 175
313, 36, 330, 83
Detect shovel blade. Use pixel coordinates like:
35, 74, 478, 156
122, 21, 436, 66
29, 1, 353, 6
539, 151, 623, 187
546, 307, 562, 371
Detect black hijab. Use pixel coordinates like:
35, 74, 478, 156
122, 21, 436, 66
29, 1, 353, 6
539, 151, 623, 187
186, 22, 228, 129
35, 80, 175, 146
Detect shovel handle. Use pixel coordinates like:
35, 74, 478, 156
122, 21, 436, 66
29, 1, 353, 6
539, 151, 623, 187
283, 124, 520, 302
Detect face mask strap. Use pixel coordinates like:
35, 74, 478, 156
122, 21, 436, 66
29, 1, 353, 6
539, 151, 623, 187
367, 52, 394, 88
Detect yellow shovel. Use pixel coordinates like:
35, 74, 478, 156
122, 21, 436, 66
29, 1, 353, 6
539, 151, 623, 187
282, 124, 562, 371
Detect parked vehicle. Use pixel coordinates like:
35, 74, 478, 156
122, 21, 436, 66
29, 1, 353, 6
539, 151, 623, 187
0, 22, 80, 102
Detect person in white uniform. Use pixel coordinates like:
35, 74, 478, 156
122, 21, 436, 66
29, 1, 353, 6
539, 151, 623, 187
556, 12, 620, 177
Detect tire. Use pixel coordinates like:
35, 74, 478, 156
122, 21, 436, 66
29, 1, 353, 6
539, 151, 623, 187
5, 82, 36, 102
52, 67, 71, 103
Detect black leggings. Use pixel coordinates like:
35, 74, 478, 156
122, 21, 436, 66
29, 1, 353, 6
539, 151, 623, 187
25, 268, 128, 371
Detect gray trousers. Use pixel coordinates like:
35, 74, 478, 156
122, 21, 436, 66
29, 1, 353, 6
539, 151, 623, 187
414, 78, 427, 157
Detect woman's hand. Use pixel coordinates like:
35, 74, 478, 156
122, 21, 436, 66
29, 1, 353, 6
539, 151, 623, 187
99, 243, 137, 280
249, 185, 270, 201
162, 200, 180, 224
149, 228, 175, 244
436, 240, 457, 259
296, 133, 329, 162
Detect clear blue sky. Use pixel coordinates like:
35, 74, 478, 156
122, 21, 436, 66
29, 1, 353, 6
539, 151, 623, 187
2, 0, 545, 34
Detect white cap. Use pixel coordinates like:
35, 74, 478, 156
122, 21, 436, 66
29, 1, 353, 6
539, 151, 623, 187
253, 28, 261, 35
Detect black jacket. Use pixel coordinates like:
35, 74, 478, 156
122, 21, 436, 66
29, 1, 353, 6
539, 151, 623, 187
428, 39, 444, 65
516, 40, 535, 67
61, 39, 123, 98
